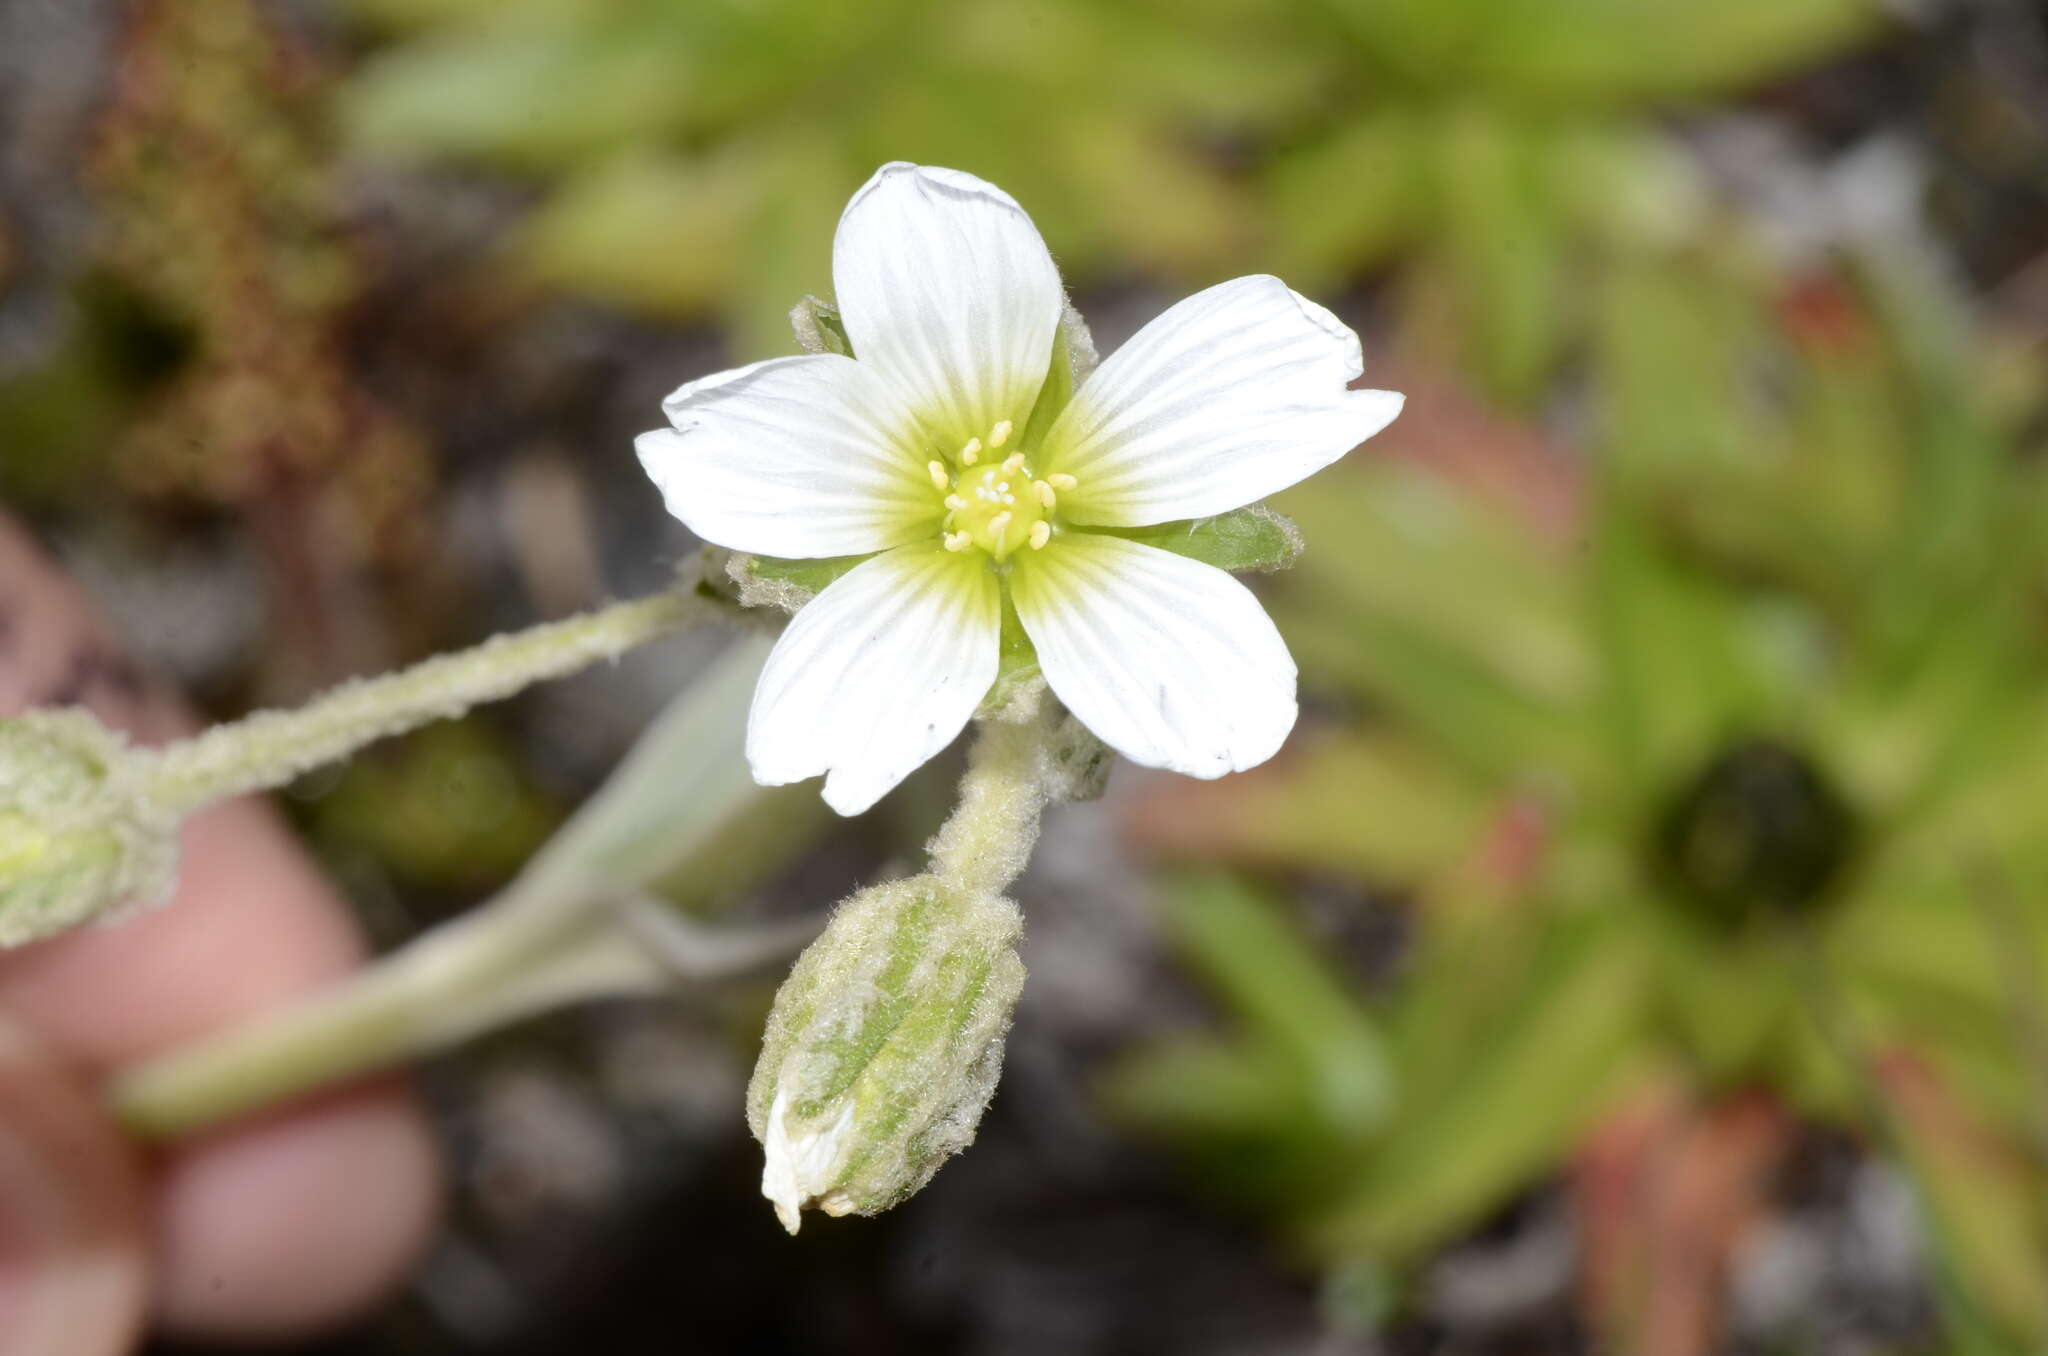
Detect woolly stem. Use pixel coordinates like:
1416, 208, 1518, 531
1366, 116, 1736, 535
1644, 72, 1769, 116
139, 587, 713, 815
927, 699, 1076, 898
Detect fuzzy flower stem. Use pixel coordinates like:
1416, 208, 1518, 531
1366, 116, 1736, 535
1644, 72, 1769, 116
745, 697, 1106, 1231
926, 713, 1057, 898
139, 588, 713, 815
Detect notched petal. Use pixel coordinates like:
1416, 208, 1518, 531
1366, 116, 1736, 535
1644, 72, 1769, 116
638, 354, 929, 559
746, 546, 1001, 815
1011, 534, 1297, 780
833, 163, 1064, 442
1046, 275, 1403, 527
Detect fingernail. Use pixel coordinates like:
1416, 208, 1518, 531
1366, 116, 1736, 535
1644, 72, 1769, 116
0, 1016, 147, 1356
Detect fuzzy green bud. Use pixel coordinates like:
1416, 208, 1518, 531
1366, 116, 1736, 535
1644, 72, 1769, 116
0, 710, 176, 946
746, 876, 1025, 1233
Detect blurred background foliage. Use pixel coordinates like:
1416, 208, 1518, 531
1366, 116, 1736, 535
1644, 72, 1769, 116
9, 0, 2048, 1351
1123, 249, 2048, 1347
331, 0, 1875, 392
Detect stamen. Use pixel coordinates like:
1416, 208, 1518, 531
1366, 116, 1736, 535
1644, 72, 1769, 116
944, 494, 967, 511
989, 420, 1013, 449
999, 451, 1026, 476
943, 531, 972, 552
1028, 521, 1051, 550
1033, 480, 1055, 508
926, 460, 949, 491
987, 511, 1012, 546
960, 437, 982, 466
1047, 473, 1078, 491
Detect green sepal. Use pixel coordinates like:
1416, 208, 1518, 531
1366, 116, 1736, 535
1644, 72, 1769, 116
1102, 504, 1305, 574
747, 876, 1025, 1230
789, 294, 853, 357
979, 595, 1043, 716
0, 709, 177, 947
1018, 300, 1099, 451
747, 552, 865, 593
726, 550, 870, 614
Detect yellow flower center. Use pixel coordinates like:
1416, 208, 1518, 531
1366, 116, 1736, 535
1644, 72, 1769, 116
924, 418, 1079, 560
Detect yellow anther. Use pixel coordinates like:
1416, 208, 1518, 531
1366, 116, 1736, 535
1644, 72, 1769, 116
1047, 473, 1078, 491
1000, 451, 1026, 477
943, 531, 972, 552
989, 420, 1013, 449
960, 437, 982, 466
1033, 480, 1056, 509
1028, 521, 1051, 551
944, 494, 967, 511
927, 460, 950, 491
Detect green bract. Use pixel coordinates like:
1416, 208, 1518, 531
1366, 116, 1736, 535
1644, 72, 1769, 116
0, 709, 176, 947
746, 876, 1025, 1233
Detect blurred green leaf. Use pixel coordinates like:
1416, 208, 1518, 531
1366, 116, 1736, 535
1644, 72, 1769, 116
335, 0, 1878, 401
1880, 1055, 2048, 1343
340, 10, 697, 167
1125, 728, 1487, 884
1267, 111, 1427, 287
1100, 1035, 1325, 1195
1433, 106, 1572, 404
310, 719, 559, 889
1457, 0, 1876, 106
1274, 465, 1596, 782
1312, 908, 1650, 1257
1158, 874, 1396, 1136
519, 632, 822, 906
1584, 500, 1775, 804
513, 148, 751, 318
1594, 252, 1770, 488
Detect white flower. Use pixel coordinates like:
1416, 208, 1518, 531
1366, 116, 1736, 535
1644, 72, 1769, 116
637, 162, 1404, 815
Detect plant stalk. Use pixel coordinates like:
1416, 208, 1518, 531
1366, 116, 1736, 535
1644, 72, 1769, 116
140, 587, 712, 814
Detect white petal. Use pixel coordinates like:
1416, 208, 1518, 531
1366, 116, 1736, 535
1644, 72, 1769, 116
637, 354, 931, 558
1011, 534, 1296, 778
1044, 275, 1404, 526
761, 1090, 853, 1236
833, 163, 1064, 442
747, 545, 1000, 815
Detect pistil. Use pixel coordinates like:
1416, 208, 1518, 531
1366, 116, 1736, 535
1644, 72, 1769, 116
930, 420, 1073, 559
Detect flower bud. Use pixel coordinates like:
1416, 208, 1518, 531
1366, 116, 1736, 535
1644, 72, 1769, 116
0, 710, 176, 946
746, 877, 1025, 1233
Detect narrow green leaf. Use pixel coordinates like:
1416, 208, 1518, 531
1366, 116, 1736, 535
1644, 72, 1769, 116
1265, 110, 1425, 286
512, 150, 750, 317
1433, 107, 1570, 405
1161, 873, 1395, 1135
519, 632, 819, 903
1313, 910, 1649, 1258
